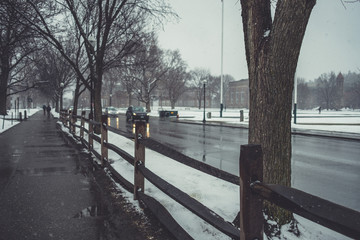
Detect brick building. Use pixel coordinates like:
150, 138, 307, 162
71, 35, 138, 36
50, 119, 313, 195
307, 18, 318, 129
226, 79, 249, 109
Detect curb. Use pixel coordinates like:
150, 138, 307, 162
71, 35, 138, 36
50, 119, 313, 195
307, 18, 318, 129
175, 118, 360, 141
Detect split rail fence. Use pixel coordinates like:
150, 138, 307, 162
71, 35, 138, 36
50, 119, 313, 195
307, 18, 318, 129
2, 110, 29, 129
59, 110, 360, 240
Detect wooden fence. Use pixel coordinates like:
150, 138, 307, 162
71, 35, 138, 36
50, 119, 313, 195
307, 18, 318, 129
2, 110, 29, 129
59, 110, 360, 240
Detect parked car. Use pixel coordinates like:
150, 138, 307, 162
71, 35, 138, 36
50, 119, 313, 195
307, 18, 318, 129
105, 106, 120, 117
126, 106, 149, 122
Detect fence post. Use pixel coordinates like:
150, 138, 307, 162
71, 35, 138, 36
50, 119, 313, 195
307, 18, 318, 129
67, 110, 71, 127
71, 113, 76, 134
62, 110, 66, 125
80, 111, 85, 138
101, 115, 108, 166
240, 144, 263, 240
88, 113, 93, 150
134, 121, 146, 200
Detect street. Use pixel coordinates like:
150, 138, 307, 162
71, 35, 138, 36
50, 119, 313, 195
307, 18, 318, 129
109, 114, 360, 213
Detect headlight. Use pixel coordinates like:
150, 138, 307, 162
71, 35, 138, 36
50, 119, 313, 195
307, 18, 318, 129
133, 113, 136, 116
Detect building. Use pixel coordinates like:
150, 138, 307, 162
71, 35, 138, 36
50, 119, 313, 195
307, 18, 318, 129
226, 79, 249, 109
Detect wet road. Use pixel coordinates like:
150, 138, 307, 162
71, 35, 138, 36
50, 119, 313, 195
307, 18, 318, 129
111, 115, 360, 212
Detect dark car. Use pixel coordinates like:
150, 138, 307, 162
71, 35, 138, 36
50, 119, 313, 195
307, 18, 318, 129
126, 106, 149, 122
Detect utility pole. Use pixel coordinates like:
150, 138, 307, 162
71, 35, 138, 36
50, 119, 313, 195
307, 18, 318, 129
220, 0, 224, 117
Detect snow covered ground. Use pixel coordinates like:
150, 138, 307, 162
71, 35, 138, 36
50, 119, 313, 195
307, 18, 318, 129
1, 107, 359, 239
0, 108, 40, 133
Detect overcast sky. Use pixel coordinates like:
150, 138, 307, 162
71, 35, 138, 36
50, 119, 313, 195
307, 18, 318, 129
157, 0, 360, 81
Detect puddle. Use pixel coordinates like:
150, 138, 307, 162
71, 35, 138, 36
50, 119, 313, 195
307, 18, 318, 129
73, 204, 108, 219
16, 167, 72, 176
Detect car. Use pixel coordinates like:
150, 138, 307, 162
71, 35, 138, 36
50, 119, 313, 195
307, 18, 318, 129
105, 106, 120, 117
126, 106, 149, 122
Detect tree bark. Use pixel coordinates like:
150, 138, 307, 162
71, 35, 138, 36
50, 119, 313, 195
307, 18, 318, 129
0, 54, 10, 115
0, 73, 9, 115
240, 0, 316, 233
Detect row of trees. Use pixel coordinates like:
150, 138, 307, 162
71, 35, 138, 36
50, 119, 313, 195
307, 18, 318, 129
297, 71, 360, 110
1, 0, 229, 118
0, 0, 179, 125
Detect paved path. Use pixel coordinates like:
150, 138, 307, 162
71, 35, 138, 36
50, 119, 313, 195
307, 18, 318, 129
0, 111, 107, 239
0, 111, 173, 240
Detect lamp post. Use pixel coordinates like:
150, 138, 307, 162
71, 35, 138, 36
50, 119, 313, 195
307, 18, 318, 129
220, 0, 224, 117
60, 82, 64, 111
294, 76, 297, 124
203, 80, 206, 123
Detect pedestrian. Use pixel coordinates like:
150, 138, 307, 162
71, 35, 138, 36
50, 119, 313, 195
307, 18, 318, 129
43, 105, 46, 115
46, 104, 51, 118
318, 106, 321, 114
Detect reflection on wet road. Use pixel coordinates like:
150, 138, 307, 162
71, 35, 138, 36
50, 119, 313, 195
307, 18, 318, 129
109, 114, 360, 212
109, 115, 248, 175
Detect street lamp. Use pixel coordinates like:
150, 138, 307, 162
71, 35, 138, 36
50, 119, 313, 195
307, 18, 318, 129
294, 76, 297, 124
60, 82, 64, 111
220, 0, 224, 118
203, 79, 207, 123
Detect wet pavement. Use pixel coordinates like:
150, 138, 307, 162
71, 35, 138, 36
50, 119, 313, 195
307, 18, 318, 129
0, 112, 173, 240
109, 115, 360, 212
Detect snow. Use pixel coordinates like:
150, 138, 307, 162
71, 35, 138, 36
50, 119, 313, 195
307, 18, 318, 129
0, 108, 40, 133
2, 107, 359, 239
264, 30, 270, 38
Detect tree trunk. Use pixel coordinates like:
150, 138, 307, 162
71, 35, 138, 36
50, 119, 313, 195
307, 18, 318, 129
145, 101, 151, 112
72, 80, 81, 116
0, 76, 8, 115
0, 57, 10, 115
128, 93, 132, 106
240, 0, 316, 235
94, 77, 102, 134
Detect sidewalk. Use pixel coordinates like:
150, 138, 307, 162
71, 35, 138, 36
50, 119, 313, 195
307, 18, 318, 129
0, 111, 172, 240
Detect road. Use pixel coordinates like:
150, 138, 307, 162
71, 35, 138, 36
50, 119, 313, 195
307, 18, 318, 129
110, 115, 360, 212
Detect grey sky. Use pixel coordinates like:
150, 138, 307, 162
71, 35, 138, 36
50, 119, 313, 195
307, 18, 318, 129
157, 0, 360, 81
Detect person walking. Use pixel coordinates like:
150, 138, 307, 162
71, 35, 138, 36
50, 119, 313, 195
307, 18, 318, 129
43, 105, 46, 115
46, 104, 51, 118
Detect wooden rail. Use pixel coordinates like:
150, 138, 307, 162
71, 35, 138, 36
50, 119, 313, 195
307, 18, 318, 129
240, 144, 360, 240
59, 110, 360, 240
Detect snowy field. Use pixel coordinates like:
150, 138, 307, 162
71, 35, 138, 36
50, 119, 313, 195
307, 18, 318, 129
1, 107, 359, 239
0, 108, 40, 133
147, 107, 360, 135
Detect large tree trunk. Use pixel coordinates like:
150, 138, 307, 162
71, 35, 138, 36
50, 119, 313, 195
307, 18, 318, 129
0, 75, 8, 115
240, 0, 316, 235
0, 56, 10, 115
94, 77, 102, 134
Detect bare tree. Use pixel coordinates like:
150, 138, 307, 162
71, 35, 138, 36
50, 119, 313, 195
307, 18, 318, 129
18, 0, 174, 132
128, 33, 168, 112
162, 50, 188, 109
316, 72, 340, 110
296, 78, 311, 109
32, 45, 75, 111
239, 0, 316, 236
0, 1, 38, 114
344, 71, 360, 109
188, 68, 210, 109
